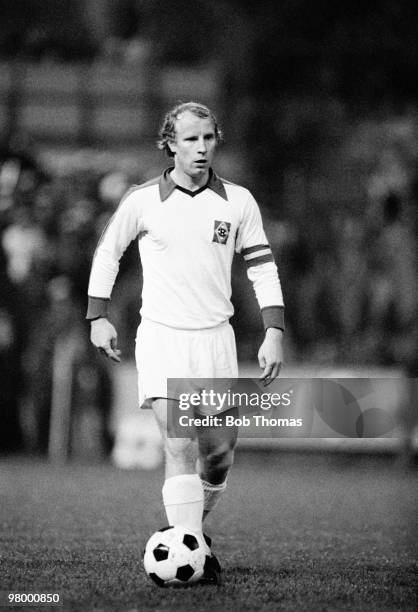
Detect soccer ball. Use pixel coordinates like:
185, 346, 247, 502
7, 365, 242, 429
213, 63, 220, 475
143, 525, 211, 586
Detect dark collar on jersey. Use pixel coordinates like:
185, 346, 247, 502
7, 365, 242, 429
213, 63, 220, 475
159, 167, 228, 202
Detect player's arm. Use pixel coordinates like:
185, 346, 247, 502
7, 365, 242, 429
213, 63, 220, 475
86, 189, 142, 361
236, 192, 285, 385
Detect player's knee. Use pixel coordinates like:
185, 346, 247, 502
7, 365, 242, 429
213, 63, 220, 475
202, 441, 235, 473
164, 437, 197, 469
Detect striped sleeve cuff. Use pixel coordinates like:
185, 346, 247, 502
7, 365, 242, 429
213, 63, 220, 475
242, 244, 274, 267
86, 296, 110, 320
261, 306, 285, 331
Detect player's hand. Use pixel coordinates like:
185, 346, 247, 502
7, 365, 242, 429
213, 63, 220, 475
258, 328, 283, 386
90, 317, 121, 362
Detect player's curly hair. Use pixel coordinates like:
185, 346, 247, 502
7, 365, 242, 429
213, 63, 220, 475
157, 102, 223, 157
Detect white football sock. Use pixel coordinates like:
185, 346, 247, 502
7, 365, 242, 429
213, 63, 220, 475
162, 474, 203, 533
201, 479, 227, 520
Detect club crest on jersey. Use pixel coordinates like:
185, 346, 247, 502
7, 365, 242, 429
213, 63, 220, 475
213, 220, 231, 244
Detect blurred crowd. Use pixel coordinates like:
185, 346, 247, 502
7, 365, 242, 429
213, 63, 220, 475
0, 136, 137, 455
0, 130, 416, 456
276, 192, 417, 368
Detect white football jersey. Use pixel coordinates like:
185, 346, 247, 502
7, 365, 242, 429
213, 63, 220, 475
87, 169, 284, 330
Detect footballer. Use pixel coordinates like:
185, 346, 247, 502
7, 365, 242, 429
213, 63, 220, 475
86, 102, 284, 583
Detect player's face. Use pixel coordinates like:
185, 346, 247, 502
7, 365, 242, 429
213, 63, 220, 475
170, 111, 216, 179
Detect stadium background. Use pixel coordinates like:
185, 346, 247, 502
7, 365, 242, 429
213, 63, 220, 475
0, 0, 416, 458
0, 2, 417, 609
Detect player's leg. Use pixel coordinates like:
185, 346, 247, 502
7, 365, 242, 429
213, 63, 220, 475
195, 322, 239, 520
152, 398, 204, 533
193, 412, 238, 583
196, 409, 238, 520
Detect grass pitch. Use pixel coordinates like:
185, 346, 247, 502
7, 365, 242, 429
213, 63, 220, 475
0, 451, 416, 611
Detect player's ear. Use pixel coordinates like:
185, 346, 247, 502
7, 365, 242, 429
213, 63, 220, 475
167, 140, 176, 155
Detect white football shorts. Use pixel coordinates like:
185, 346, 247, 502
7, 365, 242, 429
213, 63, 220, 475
135, 318, 238, 410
